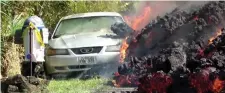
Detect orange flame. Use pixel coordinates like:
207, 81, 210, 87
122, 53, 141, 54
124, 6, 151, 31
213, 77, 224, 93
120, 37, 129, 63
208, 29, 222, 44
120, 6, 151, 63
132, 6, 151, 31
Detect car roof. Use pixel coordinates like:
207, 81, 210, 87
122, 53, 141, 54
62, 12, 122, 20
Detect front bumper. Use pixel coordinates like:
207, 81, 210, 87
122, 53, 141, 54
45, 52, 120, 74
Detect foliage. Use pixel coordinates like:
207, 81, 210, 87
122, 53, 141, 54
1, 1, 133, 77
1, 1, 27, 77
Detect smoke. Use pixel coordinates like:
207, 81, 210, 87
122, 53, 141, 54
177, 1, 210, 12
123, 1, 210, 31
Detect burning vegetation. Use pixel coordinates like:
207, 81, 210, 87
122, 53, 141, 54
112, 1, 225, 93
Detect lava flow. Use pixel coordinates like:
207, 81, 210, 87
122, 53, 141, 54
111, 1, 225, 93
138, 72, 173, 93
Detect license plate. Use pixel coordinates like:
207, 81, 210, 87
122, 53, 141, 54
78, 57, 96, 64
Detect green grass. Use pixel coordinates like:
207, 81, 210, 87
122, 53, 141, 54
47, 78, 111, 93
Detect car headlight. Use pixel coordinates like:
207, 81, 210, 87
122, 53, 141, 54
46, 48, 69, 56
105, 45, 121, 52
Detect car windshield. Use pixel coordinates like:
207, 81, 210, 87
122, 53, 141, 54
54, 16, 123, 36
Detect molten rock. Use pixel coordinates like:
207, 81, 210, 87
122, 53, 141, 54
138, 71, 172, 93
113, 1, 225, 93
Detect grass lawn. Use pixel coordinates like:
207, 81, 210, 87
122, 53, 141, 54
47, 77, 111, 93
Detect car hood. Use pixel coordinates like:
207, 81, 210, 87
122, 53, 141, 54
48, 30, 123, 49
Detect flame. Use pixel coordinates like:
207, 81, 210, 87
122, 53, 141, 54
124, 6, 151, 31
120, 6, 151, 63
132, 7, 151, 31
120, 37, 129, 63
208, 29, 222, 44
213, 77, 224, 93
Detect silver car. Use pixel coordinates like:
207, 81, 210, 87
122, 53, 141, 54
45, 12, 125, 75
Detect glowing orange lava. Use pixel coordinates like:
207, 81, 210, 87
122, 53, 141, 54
213, 77, 224, 93
209, 29, 222, 44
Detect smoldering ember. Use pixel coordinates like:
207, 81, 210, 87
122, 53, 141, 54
111, 1, 225, 93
